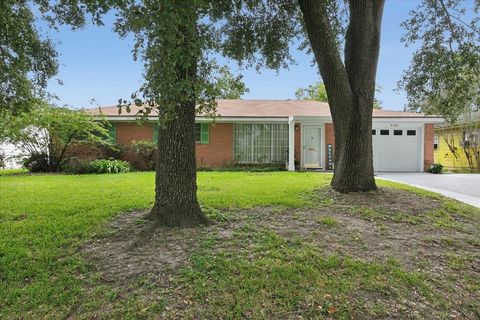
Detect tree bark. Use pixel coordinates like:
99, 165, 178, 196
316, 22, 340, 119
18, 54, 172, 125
298, 0, 384, 192
149, 16, 208, 227
150, 99, 208, 227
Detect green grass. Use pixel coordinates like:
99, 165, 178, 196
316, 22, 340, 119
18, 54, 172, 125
0, 171, 478, 318
177, 226, 429, 319
318, 216, 338, 227
0, 168, 28, 176
0, 171, 331, 317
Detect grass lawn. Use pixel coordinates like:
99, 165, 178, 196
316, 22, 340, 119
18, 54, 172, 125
1, 172, 479, 319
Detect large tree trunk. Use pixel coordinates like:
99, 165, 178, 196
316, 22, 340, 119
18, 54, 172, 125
149, 16, 208, 227
330, 104, 376, 192
150, 99, 208, 227
298, 0, 384, 192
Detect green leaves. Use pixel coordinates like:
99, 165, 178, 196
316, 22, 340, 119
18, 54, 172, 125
295, 82, 329, 102
0, 102, 110, 171
0, 0, 116, 117
399, 0, 480, 123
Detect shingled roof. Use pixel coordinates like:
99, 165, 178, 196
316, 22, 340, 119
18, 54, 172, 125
85, 99, 436, 118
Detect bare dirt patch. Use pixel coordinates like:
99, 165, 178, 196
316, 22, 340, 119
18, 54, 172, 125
324, 187, 442, 215
82, 211, 230, 286
80, 187, 480, 319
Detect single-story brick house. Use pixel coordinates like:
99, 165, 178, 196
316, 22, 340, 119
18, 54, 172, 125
87, 100, 443, 172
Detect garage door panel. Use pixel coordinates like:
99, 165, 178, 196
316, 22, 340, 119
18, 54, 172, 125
372, 127, 421, 172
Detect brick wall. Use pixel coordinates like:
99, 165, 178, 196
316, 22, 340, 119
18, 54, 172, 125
196, 123, 233, 167
424, 123, 434, 171
69, 120, 434, 172
116, 122, 154, 144
324, 123, 335, 170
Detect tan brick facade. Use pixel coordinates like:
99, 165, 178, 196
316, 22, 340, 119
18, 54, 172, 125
424, 123, 434, 171
196, 123, 233, 167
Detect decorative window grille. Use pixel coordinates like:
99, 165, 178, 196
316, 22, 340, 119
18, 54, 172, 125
233, 123, 289, 163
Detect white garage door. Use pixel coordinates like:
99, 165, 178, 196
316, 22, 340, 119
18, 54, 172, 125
372, 126, 422, 172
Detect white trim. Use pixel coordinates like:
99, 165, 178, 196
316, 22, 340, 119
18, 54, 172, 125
420, 125, 425, 172
373, 117, 443, 124
288, 116, 295, 171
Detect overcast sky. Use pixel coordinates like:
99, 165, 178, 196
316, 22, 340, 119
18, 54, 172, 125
45, 0, 421, 111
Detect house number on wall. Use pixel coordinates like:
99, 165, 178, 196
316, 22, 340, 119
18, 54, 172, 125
390, 123, 399, 127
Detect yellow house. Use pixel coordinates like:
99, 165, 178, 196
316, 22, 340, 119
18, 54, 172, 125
434, 121, 480, 171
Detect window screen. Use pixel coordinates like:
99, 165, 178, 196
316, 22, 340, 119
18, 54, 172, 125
234, 123, 289, 163
380, 130, 389, 135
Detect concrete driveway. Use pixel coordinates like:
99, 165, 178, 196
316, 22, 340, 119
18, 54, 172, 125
377, 173, 480, 208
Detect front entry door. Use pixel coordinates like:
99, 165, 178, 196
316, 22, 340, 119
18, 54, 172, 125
303, 126, 322, 168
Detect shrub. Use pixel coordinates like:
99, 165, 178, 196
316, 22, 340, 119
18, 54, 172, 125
428, 163, 443, 174
130, 140, 156, 171
2, 103, 111, 172
0, 150, 5, 169
62, 159, 94, 174
22, 152, 50, 172
89, 159, 131, 174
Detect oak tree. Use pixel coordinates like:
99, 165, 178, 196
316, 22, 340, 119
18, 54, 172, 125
0, 0, 113, 116
399, 0, 480, 123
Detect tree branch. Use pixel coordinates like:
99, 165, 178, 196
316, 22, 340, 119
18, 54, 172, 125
297, 0, 352, 117
344, 0, 385, 112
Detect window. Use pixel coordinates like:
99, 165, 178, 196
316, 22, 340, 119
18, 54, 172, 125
393, 130, 403, 136
234, 123, 289, 163
372, 129, 376, 135
108, 123, 116, 143
433, 135, 439, 150
407, 130, 416, 136
195, 123, 209, 144
195, 124, 201, 143
380, 129, 389, 135
153, 124, 158, 143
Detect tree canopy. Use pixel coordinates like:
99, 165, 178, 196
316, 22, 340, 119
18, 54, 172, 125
0, 0, 114, 116
295, 82, 328, 102
0, 103, 109, 172
214, 67, 249, 99
399, 0, 480, 123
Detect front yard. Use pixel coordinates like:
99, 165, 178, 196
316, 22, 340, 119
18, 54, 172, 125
0, 172, 479, 319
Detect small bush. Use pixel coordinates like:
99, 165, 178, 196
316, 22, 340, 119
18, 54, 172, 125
428, 163, 443, 174
22, 152, 50, 172
131, 140, 156, 171
62, 159, 93, 174
0, 150, 5, 169
89, 159, 131, 174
